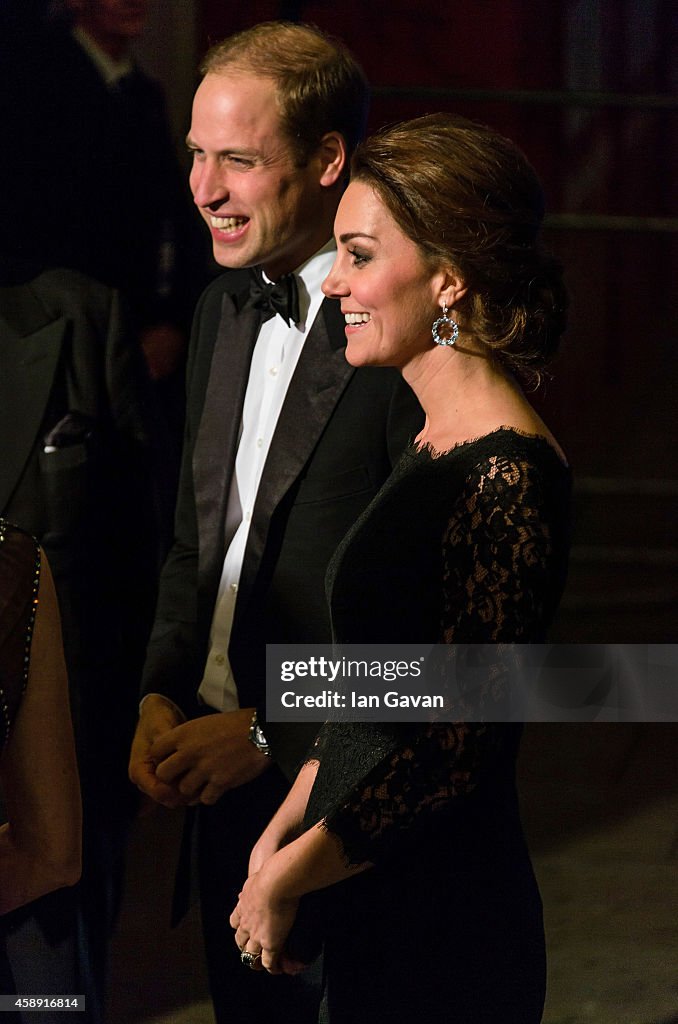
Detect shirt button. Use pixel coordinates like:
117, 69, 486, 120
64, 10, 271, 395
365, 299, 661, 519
230, 582, 238, 594
214, 653, 225, 666
269, 366, 278, 376
245, 511, 251, 522
256, 437, 263, 447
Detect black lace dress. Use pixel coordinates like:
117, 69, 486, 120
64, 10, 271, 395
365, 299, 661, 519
303, 428, 571, 1024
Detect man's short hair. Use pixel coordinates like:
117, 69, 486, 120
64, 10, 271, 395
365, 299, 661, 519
201, 21, 370, 167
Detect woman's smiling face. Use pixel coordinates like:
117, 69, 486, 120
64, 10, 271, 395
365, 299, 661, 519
323, 181, 448, 369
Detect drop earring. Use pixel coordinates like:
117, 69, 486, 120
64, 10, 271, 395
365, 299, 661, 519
431, 303, 459, 347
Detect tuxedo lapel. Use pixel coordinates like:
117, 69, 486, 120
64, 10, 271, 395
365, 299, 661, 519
239, 297, 353, 600
193, 289, 262, 580
0, 312, 65, 511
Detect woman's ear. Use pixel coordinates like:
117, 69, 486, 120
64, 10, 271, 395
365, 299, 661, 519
318, 132, 347, 188
439, 271, 467, 309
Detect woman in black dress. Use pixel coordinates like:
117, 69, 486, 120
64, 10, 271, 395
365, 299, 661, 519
230, 113, 570, 1023
0, 520, 81, 916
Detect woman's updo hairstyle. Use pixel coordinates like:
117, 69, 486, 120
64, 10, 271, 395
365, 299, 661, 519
350, 113, 568, 384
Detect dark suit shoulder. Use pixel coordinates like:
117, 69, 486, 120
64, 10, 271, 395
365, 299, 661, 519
196, 268, 251, 312
186, 268, 251, 374
0, 269, 115, 338
26, 267, 114, 310
320, 293, 347, 352
18, 27, 104, 103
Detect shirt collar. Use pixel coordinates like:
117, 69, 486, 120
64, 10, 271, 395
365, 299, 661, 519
295, 239, 336, 325
260, 239, 336, 328
72, 26, 134, 86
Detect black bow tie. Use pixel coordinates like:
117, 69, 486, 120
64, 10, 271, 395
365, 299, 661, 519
247, 267, 300, 327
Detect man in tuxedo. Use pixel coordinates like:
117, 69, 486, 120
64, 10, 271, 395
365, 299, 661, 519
128, 22, 422, 1024
0, 268, 157, 1022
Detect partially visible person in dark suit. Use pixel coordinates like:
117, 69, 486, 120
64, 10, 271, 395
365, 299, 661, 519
1, 0, 204, 377
0, 268, 158, 1023
128, 21, 423, 1024
0, 0, 210, 541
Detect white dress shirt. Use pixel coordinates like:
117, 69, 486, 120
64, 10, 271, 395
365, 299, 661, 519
198, 241, 337, 711
72, 26, 134, 86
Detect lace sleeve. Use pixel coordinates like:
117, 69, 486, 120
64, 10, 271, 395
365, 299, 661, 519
441, 453, 554, 643
319, 453, 558, 865
305, 727, 326, 766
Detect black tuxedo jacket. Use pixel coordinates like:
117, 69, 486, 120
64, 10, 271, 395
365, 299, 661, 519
142, 269, 423, 775
0, 268, 158, 791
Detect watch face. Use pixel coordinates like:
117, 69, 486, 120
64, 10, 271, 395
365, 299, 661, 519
249, 717, 271, 755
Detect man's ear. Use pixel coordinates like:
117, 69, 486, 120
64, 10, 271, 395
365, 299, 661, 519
317, 132, 347, 188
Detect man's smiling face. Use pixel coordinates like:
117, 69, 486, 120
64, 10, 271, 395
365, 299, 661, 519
187, 72, 333, 280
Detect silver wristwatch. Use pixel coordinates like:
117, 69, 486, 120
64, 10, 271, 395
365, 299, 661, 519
248, 711, 271, 757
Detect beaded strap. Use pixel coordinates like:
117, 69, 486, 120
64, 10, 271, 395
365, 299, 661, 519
0, 519, 41, 747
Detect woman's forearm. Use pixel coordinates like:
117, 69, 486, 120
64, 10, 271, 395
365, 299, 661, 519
260, 818, 371, 902
270, 759, 319, 840
233, 815, 371, 972
248, 759, 320, 874
256, 761, 319, 847
232, 761, 372, 973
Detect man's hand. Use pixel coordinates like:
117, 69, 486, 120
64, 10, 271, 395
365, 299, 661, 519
149, 708, 270, 806
128, 695, 187, 809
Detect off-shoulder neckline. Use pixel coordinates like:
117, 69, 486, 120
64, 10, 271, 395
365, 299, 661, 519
407, 425, 570, 469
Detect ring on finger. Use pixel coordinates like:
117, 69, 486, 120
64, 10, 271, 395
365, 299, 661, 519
241, 949, 262, 969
